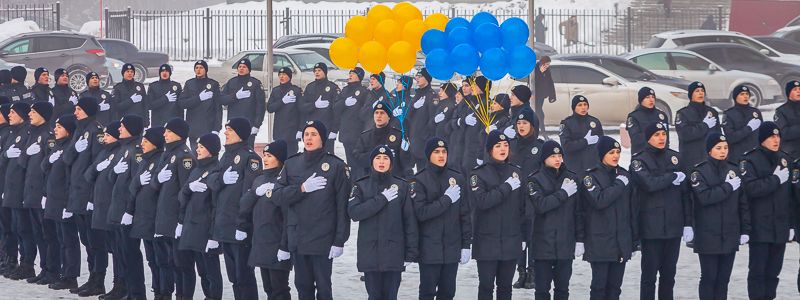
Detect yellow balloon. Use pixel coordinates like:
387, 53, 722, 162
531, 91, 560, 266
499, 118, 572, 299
358, 41, 387, 74
424, 13, 449, 31
373, 19, 401, 48
367, 5, 394, 29
329, 37, 358, 69
392, 2, 422, 27
345, 16, 372, 45
402, 20, 427, 51
387, 41, 417, 73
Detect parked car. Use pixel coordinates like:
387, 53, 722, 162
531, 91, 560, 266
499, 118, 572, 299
754, 36, 800, 55
98, 38, 169, 83
207, 48, 349, 89
624, 48, 784, 108
0, 31, 109, 92
102, 57, 125, 89
273, 33, 341, 49
554, 54, 691, 90
646, 30, 800, 66
771, 26, 800, 44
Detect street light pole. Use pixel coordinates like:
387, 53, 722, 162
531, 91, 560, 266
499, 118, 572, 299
528, 0, 535, 89
266, 0, 275, 141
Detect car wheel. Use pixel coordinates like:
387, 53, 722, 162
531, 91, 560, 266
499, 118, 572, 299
742, 84, 762, 107
68, 69, 88, 92
133, 64, 146, 83
655, 100, 672, 125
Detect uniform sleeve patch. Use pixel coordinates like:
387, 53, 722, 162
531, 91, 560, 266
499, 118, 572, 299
632, 160, 643, 172
583, 176, 593, 188
739, 161, 747, 175
527, 181, 535, 196
183, 158, 193, 170
470, 175, 478, 187
249, 159, 260, 171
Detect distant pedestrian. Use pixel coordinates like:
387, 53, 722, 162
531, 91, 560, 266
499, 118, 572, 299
559, 16, 579, 46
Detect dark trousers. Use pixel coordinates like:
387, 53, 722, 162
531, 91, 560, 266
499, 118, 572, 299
419, 263, 458, 300
260, 268, 291, 300
36, 212, 60, 275
533, 259, 572, 300
477, 259, 517, 300
294, 254, 333, 300
116, 225, 146, 298
75, 214, 96, 273
517, 220, 534, 271
143, 240, 161, 295
748, 242, 786, 300
698, 253, 735, 300
590, 261, 626, 300
194, 249, 223, 300
107, 229, 126, 284
222, 242, 258, 300
174, 243, 196, 297
28, 209, 46, 272
364, 271, 402, 300
0, 207, 18, 261
12, 208, 35, 264
153, 237, 176, 295
56, 217, 81, 278
85, 223, 108, 274
534, 98, 545, 134
640, 237, 680, 300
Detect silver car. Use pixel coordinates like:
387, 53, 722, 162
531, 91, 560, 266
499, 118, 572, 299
647, 30, 800, 67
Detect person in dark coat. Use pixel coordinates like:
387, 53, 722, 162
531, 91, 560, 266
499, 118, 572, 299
582, 136, 637, 300
178, 60, 223, 150
353, 102, 411, 178
5, 66, 32, 103
533, 56, 555, 134
349, 145, 419, 300
676, 81, 721, 167
741, 121, 794, 300
690, 133, 751, 300
300, 63, 340, 153
80, 72, 114, 125
722, 85, 762, 162
774, 80, 800, 160
219, 58, 266, 148
432, 83, 458, 139
2, 102, 33, 279
276, 120, 351, 300
30, 67, 51, 104
411, 137, 471, 300
528, 140, 582, 300
51, 69, 78, 127
392, 75, 414, 147
147, 64, 183, 127
334, 67, 369, 172
461, 76, 493, 173
700, 14, 717, 30
534, 13, 548, 43
407, 68, 438, 170
267, 67, 304, 155
626, 87, 670, 155
363, 72, 390, 132
559, 95, 603, 175
444, 80, 471, 174
504, 85, 532, 140
0, 101, 18, 276
112, 64, 148, 125
177, 133, 223, 300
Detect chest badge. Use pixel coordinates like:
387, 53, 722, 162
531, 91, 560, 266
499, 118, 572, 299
148, 163, 154, 170
172, 85, 178, 91
15, 136, 20, 143
202, 171, 209, 178
37, 136, 42, 143
659, 114, 665, 120
589, 121, 596, 128
781, 158, 788, 167
671, 156, 679, 165
355, 90, 360, 96
101, 94, 107, 99
136, 86, 141, 92
531, 147, 538, 155
512, 172, 519, 179
753, 112, 759, 118
247, 81, 253, 87
706, 111, 713, 118
108, 154, 114, 161
727, 170, 736, 178
390, 184, 398, 190
234, 155, 241, 164
321, 162, 330, 172
449, 177, 457, 186
170, 155, 176, 163
325, 86, 331, 92
266, 189, 273, 198
206, 83, 212, 89
389, 135, 396, 142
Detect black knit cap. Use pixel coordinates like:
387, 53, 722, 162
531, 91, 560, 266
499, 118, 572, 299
597, 136, 621, 159
373, 101, 392, 118
120, 115, 144, 137
159, 64, 172, 75
369, 144, 395, 167
10, 102, 30, 122
165, 118, 189, 140
86, 72, 100, 84
644, 121, 667, 141
731, 84, 750, 100
56, 114, 77, 135
0, 69, 10, 84
314, 62, 328, 75
516, 106, 537, 127
540, 140, 563, 164
122, 63, 135, 76
237, 58, 252, 71
398, 75, 413, 91
511, 85, 532, 103
705, 132, 727, 153
77, 97, 99, 117
263, 139, 288, 163
425, 137, 447, 160
485, 129, 509, 153
54, 68, 67, 81
417, 68, 432, 83
350, 67, 365, 81
143, 127, 166, 149
495, 93, 510, 112
370, 72, 386, 86
758, 121, 780, 144
10, 66, 26, 82
279, 67, 292, 79
194, 60, 209, 72
473, 76, 492, 95
198, 133, 221, 156
0, 103, 12, 121
225, 117, 251, 141
440, 82, 458, 99
638, 87, 655, 103
104, 121, 121, 140
31, 101, 53, 122
785, 80, 799, 99
34, 67, 48, 82
303, 120, 328, 146
688, 81, 705, 100
571, 95, 589, 111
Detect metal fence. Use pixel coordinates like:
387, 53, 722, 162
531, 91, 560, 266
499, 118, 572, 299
0, 2, 60, 31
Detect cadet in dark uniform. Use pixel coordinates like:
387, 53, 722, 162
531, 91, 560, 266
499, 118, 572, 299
689, 133, 751, 300
207, 117, 261, 300
219, 58, 266, 148
178, 60, 222, 150
626, 87, 670, 155
504, 85, 532, 140
411, 137, 471, 300
177, 133, 223, 300
353, 102, 410, 178
80, 72, 114, 125
676, 82, 721, 167
147, 64, 183, 127
741, 122, 794, 300
461, 76, 491, 173
349, 145, 419, 300
2, 102, 32, 279
0, 70, 10, 97
6, 66, 32, 103
51, 69, 78, 126
559, 95, 603, 175
363, 72, 390, 131
334, 67, 369, 171
444, 82, 470, 174
629, 122, 691, 300
0, 101, 18, 276
30, 67, 52, 104
113, 64, 148, 124
300, 63, 340, 153
722, 85, 762, 162
582, 136, 636, 300
432, 83, 458, 138
528, 140, 582, 300
392, 75, 413, 137
277, 120, 351, 300
407, 68, 437, 170
266, 67, 303, 155
774, 80, 800, 160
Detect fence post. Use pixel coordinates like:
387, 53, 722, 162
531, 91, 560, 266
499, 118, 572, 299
626, 7, 632, 52
716, 5, 723, 30
104, 7, 108, 38
450, 7, 456, 18
126, 6, 132, 41
206, 8, 212, 60
284, 7, 290, 36
55, 1, 61, 30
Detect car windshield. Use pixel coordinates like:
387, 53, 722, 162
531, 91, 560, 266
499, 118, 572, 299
290, 52, 336, 71
598, 59, 655, 81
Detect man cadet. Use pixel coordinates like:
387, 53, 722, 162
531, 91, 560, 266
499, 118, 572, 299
407, 68, 438, 170
2, 102, 32, 279
80, 72, 114, 125
774, 80, 800, 160
0, 101, 18, 276
148, 64, 183, 127
432, 83, 458, 138
300, 63, 340, 153
51, 68, 79, 125
626, 87, 670, 154
113, 64, 148, 125
179, 60, 222, 149
676, 81, 721, 167
277, 120, 351, 300
364, 72, 389, 130
461, 76, 492, 173
334, 67, 369, 174
6, 66, 32, 103
30, 67, 52, 104
722, 85, 762, 162
502, 85, 532, 140
353, 102, 410, 178
267, 67, 303, 155
220, 58, 266, 147
559, 95, 603, 175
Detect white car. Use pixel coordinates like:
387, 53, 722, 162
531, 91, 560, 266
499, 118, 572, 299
647, 30, 800, 66
771, 26, 800, 44
624, 48, 784, 108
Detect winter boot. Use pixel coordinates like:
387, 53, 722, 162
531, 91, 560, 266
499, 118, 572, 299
35, 272, 58, 285
70, 272, 95, 294
8, 263, 35, 280
99, 279, 127, 300
79, 272, 106, 296
26, 270, 47, 283
49, 277, 78, 290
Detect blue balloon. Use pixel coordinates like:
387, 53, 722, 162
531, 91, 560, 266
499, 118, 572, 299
425, 49, 453, 80
421, 29, 448, 55
473, 23, 502, 53
447, 27, 472, 50
501, 17, 529, 49
470, 12, 499, 32
507, 45, 537, 79
449, 43, 479, 76
445, 17, 470, 35
479, 48, 507, 81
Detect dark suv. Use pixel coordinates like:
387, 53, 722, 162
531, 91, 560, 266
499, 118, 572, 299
0, 31, 109, 92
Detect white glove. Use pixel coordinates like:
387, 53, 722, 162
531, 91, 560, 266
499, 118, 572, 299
616, 175, 629, 186
476, 159, 483, 165
113, 160, 128, 174
434, 112, 445, 124
672, 172, 686, 186
139, 170, 152, 185
48, 150, 63, 163
69, 95, 78, 105
740, 234, 749, 245
74, 137, 89, 153
157, 165, 172, 183
5, 145, 21, 158
295, 131, 302, 141
444, 185, 461, 203
328, 246, 344, 259
381, 186, 399, 202
682, 226, 694, 242
130, 93, 142, 103
725, 175, 741, 191
789, 229, 795, 241
41, 197, 46, 209
392, 106, 403, 117
235, 230, 247, 241
277, 250, 291, 261
465, 113, 477, 126
522, 242, 526, 251
175, 223, 183, 238
189, 179, 208, 192
25, 143, 41, 156
99, 101, 111, 111
575, 242, 585, 257
96, 160, 111, 172
584, 130, 599, 145
314, 95, 329, 108
251, 127, 259, 135
488, 124, 497, 132
86, 202, 94, 211
222, 166, 240, 185
282, 92, 296, 104
121, 213, 133, 225
302, 173, 327, 193
413, 97, 425, 109
561, 178, 578, 197
773, 166, 789, 184
632, 250, 640, 258
165, 91, 177, 102
328, 132, 338, 140
702, 115, 717, 128
747, 118, 761, 131
62, 209, 73, 220
345, 96, 357, 107
503, 126, 516, 139
255, 182, 274, 196
460, 249, 471, 264
236, 87, 251, 99
205, 240, 220, 252
505, 176, 521, 190
401, 139, 410, 151
199, 90, 214, 101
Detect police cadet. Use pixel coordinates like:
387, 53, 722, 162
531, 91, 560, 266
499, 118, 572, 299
277, 120, 351, 300
504, 85, 532, 140
42, 114, 79, 290
364, 72, 389, 130
148, 64, 183, 127
528, 140, 582, 300
151, 118, 194, 300
689, 133, 751, 300
334, 67, 369, 167
0, 70, 10, 97
300, 63, 340, 153
582, 136, 636, 300
629, 121, 691, 300
461, 76, 491, 173
411, 137, 471, 300
207, 117, 261, 299
80, 72, 114, 125
774, 80, 800, 160
51, 69, 79, 125
559, 95, 603, 175
353, 102, 410, 178
220, 58, 266, 148
627, 87, 670, 155
30, 67, 52, 104
722, 85, 762, 162
444, 81, 470, 174
177, 133, 223, 300
741, 121, 794, 300
6, 66, 32, 103
178, 60, 222, 150
676, 81, 721, 167
407, 68, 437, 170
392, 75, 413, 133
2, 102, 32, 279
0, 101, 18, 277
349, 145, 419, 300
237, 140, 292, 300
113, 64, 148, 125
267, 67, 303, 155
432, 83, 458, 138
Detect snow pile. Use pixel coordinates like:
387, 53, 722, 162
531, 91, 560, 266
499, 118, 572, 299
0, 18, 41, 43
205, 0, 632, 12
79, 21, 102, 38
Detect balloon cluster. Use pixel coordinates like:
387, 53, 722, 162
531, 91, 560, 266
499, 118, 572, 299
329, 3, 450, 74
422, 12, 537, 81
